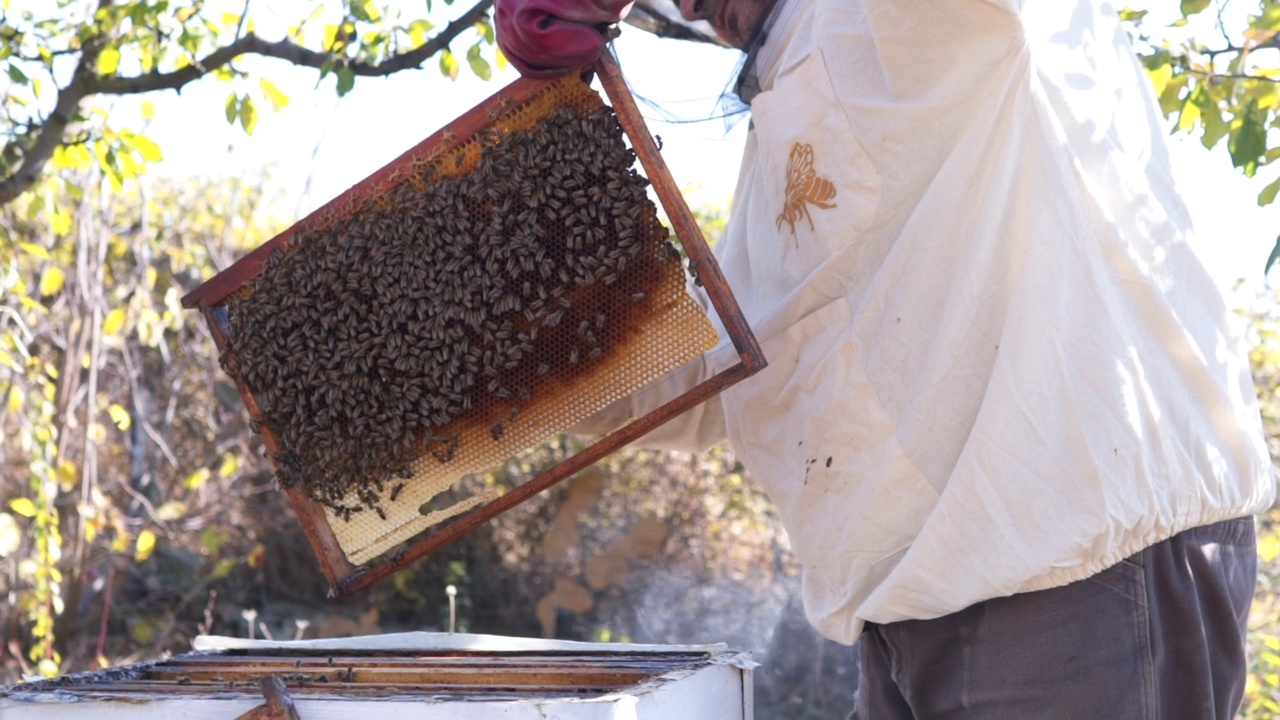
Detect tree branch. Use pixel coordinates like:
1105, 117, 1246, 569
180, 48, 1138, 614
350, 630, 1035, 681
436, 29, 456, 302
92, 0, 492, 95
0, 35, 105, 205
0, 0, 493, 206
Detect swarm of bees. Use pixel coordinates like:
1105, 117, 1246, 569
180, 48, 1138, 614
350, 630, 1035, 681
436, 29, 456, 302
222, 107, 677, 520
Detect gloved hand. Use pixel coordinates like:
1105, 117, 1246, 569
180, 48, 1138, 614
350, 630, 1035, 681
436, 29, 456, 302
495, 0, 634, 77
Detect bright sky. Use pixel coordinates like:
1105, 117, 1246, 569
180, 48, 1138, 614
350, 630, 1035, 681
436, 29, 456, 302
117, 8, 1276, 303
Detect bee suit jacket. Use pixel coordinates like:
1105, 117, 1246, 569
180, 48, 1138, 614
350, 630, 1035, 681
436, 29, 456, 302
584, 0, 1276, 644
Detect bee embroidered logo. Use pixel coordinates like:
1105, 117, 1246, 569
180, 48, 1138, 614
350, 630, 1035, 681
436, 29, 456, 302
776, 142, 837, 234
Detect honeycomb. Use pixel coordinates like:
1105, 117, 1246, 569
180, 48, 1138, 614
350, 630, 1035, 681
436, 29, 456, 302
219, 73, 718, 564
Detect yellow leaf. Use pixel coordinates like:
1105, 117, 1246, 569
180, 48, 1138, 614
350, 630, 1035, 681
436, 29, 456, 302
102, 307, 126, 336
1259, 531, 1280, 564
156, 501, 186, 521
1146, 61, 1172, 97
140, 100, 155, 120
128, 134, 163, 162
50, 206, 71, 235
247, 543, 266, 568
38, 266, 65, 297
6, 386, 24, 412
145, 266, 157, 289
9, 498, 36, 518
18, 241, 50, 260
54, 461, 78, 490
439, 49, 459, 80
184, 467, 211, 489
259, 77, 289, 112
107, 403, 131, 430
0, 513, 21, 557
134, 529, 157, 562
96, 46, 121, 75
217, 453, 239, 478
36, 658, 59, 679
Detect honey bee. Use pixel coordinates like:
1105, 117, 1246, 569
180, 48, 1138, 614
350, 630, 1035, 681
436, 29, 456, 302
776, 143, 837, 235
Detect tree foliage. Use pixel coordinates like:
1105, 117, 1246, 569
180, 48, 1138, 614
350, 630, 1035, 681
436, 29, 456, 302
0, 0, 500, 205
1120, 0, 1280, 268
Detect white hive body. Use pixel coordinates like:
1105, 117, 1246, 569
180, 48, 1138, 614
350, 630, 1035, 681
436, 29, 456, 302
0, 633, 755, 720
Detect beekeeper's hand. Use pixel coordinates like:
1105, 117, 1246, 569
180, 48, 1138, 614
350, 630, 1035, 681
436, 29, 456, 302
495, 0, 633, 77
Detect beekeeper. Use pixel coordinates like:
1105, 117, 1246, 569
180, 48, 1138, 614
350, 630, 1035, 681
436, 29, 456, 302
495, 0, 1276, 716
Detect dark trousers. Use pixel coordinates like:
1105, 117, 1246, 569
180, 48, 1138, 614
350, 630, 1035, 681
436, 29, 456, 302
854, 517, 1257, 719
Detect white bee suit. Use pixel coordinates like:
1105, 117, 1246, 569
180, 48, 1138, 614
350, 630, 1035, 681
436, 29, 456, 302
586, 0, 1276, 644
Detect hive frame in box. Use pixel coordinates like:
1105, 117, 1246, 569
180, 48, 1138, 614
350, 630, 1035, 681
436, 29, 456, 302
181, 52, 765, 597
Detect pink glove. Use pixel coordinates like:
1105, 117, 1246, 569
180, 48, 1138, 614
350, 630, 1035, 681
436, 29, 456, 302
495, 0, 634, 77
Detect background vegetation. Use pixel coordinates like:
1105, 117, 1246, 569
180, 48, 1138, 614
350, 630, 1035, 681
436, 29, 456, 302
0, 1, 1277, 717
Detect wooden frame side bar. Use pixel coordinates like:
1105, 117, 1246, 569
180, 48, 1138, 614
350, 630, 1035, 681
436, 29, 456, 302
201, 306, 355, 585
594, 52, 765, 374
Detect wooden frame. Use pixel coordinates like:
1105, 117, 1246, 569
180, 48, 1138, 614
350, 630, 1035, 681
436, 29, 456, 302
181, 51, 765, 597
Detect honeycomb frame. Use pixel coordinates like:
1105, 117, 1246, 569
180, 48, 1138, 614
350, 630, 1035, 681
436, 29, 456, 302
182, 53, 765, 596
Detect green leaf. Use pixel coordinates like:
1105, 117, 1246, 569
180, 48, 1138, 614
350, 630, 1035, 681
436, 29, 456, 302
96, 46, 121, 75
1229, 100, 1266, 177
201, 527, 229, 555
1118, 8, 1148, 22
224, 92, 238, 124
1266, 234, 1280, 275
238, 95, 258, 134
259, 77, 289, 112
439, 49, 459, 80
7, 63, 28, 85
476, 20, 495, 44
1180, 0, 1210, 16
350, 0, 382, 22
210, 557, 238, 579
8, 498, 36, 518
1199, 93, 1229, 149
1260, 175, 1280, 207
336, 65, 356, 96
466, 44, 491, 80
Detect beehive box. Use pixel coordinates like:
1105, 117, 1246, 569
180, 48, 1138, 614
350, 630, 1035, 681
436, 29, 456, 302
182, 54, 764, 596
0, 633, 756, 719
